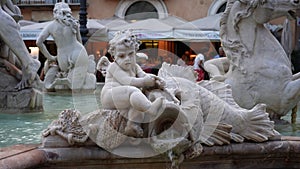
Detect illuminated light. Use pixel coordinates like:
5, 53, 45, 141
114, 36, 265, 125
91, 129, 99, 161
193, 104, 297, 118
29, 47, 39, 59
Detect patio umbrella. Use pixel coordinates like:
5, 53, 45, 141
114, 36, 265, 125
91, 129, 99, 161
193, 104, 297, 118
87, 19, 106, 35
88, 16, 129, 42
20, 21, 53, 40
87, 15, 187, 42
109, 18, 174, 40
18, 20, 36, 27
159, 15, 187, 27
20, 19, 107, 41
173, 13, 222, 41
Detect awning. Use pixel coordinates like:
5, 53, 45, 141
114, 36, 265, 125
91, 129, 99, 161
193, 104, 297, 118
20, 14, 222, 42
109, 18, 174, 40
173, 13, 222, 41
89, 15, 188, 41
173, 30, 220, 41
20, 30, 53, 40
20, 19, 107, 41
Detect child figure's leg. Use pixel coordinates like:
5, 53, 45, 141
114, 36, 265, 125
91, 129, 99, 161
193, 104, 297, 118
129, 90, 164, 116
101, 86, 165, 137
124, 109, 144, 137
102, 86, 164, 114
125, 88, 165, 137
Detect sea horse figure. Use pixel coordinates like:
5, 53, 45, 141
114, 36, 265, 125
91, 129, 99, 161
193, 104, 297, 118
209, 0, 300, 119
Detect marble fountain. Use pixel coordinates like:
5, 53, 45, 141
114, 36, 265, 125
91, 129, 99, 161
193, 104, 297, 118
1, 0, 300, 169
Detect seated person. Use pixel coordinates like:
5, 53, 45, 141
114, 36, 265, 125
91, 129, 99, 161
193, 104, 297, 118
213, 47, 226, 59
100, 30, 165, 137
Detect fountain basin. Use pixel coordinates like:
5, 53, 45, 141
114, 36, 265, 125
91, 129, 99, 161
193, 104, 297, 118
1, 136, 300, 169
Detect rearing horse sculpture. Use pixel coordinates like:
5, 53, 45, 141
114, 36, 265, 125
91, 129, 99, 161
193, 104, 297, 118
219, 0, 300, 119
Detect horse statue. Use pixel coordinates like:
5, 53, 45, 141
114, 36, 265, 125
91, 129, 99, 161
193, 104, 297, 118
206, 0, 300, 119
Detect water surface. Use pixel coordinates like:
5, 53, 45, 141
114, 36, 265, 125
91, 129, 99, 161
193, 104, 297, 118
0, 90, 101, 148
0, 90, 299, 148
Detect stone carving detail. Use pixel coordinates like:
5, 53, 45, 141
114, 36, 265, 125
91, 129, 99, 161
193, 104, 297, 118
0, 0, 43, 112
204, 0, 300, 119
43, 109, 89, 145
36, 2, 96, 91
43, 30, 279, 166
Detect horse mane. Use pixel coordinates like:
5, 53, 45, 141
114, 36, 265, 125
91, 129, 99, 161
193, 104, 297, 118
234, 0, 266, 31
220, 0, 264, 74
219, 0, 235, 38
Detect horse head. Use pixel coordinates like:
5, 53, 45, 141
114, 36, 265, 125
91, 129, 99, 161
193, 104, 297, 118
229, 0, 300, 30
220, 0, 300, 64
219, 0, 300, 118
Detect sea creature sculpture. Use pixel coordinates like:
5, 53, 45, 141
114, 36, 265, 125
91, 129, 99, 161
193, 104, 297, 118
43, 30, 278, 168
54, 62, 276, 153
42, 109, 89, 145
204, 0, 300, 119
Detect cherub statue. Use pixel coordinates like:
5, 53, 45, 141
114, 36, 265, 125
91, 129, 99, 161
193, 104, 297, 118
98, 30, 166, 137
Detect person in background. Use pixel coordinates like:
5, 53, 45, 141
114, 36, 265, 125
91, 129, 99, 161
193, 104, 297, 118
177, 51, 189, 67
136, 52, 151, 73
213, 47, 226, 59
194, 47, 210, 81
204, 46, 229, 81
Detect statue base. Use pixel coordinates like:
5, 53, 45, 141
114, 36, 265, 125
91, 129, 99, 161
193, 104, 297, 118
0, 69, 43, 113
0, 88, 43, 113
1, 136, 300, 169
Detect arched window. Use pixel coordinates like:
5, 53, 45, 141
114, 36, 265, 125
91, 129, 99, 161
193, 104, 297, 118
115, 0, 168, 20
216, 2, 227, 14
125, 1, 158, 21
208, 0, 227, 15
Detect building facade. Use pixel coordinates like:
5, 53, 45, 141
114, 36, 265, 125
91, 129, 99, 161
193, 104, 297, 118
18, 0, 227, 21
16, 0, 299, 79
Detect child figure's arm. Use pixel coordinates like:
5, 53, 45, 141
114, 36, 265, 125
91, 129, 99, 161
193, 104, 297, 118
135, 63, 147, 78
109, 63, 155, 88
136, 64, 165, 89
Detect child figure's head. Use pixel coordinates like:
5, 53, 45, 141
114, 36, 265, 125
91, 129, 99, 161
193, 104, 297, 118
108, 30, 141, 71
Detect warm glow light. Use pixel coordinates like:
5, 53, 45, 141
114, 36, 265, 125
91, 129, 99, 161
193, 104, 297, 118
190, 54, 196, 58
29, 47, 39, 59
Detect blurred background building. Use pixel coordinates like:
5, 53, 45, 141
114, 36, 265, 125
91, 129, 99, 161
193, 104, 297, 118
16, 0, 299, 80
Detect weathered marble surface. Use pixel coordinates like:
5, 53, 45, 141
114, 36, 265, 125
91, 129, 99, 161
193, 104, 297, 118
41, 30, 280, 167
40, 139, 300, 169
0, 0, 43, 112
204, 0, 300, 120
2, 137, 300, 169
36, 2, 96, 91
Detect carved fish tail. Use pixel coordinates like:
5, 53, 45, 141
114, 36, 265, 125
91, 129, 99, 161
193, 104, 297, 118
199, 80, 278, 143
237, 104, 278, 142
